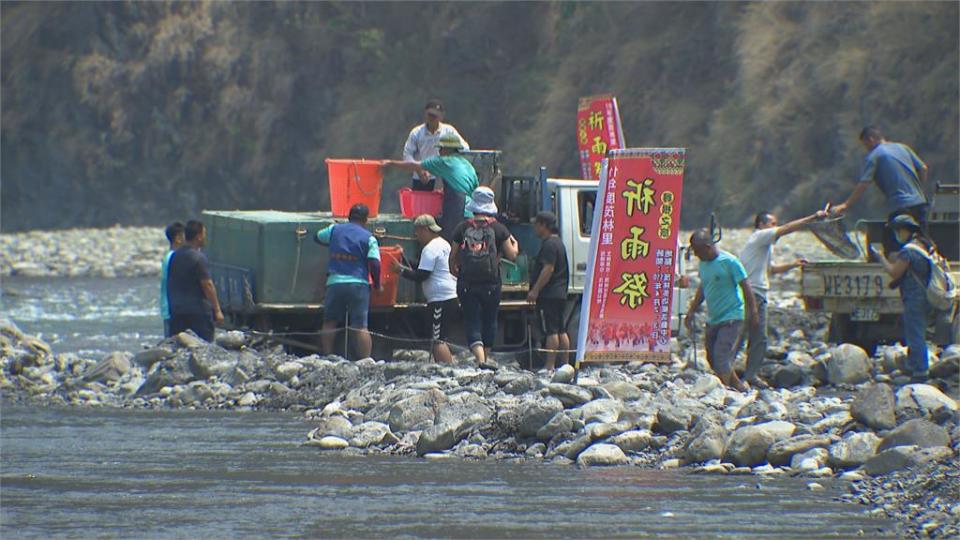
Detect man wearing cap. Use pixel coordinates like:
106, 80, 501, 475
401, 99, 470, 192
393, 214, 459, 364
449, 187, 519, 367
314, 203, 381, 361
383, 133, 480, 241
830, 126, 929, 254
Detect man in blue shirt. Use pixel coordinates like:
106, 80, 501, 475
684, 229, 759, 391
160, 221, 185, 337
314, 203, 381, 360
831, 126, 929, 253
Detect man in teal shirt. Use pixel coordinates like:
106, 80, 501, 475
684, 229, 759, 391
383, 134, 479, 241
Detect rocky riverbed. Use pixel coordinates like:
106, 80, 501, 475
2, 316, 957, 538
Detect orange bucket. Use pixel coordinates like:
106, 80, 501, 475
371, 245, 403, 306
325, 159, 383, 218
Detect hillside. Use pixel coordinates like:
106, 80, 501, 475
2, 1, 957, 231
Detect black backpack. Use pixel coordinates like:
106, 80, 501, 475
458, 218, 499, 283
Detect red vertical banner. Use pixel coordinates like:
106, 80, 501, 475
576, 148, 686, 363
577, 95, 625, 180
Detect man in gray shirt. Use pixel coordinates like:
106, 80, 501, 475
738, 209, 825, 384
402, 99, 469, 191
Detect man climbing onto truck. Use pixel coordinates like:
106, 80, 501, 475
393, 214, 459, 364
401, 99, 470, 192
314, 203, 381, 361
830, 126, 929, 254
382, 134, 479, 241
450, 187, 519, 368
738, 208, 826, 385
685, 229, 759, 391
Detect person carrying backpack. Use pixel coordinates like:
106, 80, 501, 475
449, 187, 519, 367
871, 214, 957, 382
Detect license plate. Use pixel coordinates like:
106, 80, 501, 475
851, 307, 880, 321
822, 274, 885, 297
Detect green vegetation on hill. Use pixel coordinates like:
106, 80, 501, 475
2, 1, 957, 231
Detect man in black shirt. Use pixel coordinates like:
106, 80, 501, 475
167, 220, 224, 342
527, 211, 570, 370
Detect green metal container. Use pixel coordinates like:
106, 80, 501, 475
203, 210, 421, 307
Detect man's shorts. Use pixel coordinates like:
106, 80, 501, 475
537, 298, 567, 336
706, 320, 744, 375
324, 282, 370, 328
428, 298, 459, 343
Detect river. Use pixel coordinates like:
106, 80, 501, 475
0, 276, 894, 538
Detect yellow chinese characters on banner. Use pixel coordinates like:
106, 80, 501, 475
576, 149, 686, 363
577, 95, 625, 180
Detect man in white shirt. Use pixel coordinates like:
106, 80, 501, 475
738, 209, 825, 384
394, 214, 459, 363
402, 99, 469, 191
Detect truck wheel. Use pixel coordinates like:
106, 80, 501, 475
828, 314, 879, 356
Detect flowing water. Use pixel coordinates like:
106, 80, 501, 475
0, 277, 894, 538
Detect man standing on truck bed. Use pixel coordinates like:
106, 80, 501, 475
314, 203, 381, 361
450, 187, 519, 368
830, 126, 929, 254
401, 99, 470, 192
685, 230, 759, 392
383, 134, 480, 242
738, 209, 826, 385
168, 220, 224, 342
393, 214, 459, 364
527, 211, 570, 371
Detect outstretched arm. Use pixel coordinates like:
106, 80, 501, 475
775, 209, 828, 239
831, 183, 869, 215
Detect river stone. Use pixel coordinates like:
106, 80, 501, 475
578, 399, 623, 425
828, 432, 881, 469
349, 422, 398, 448
181, 381, 215, 405
880, 345, 908, 373
683, 417, 727, 463
656, 405, 692, 434
576, 443, 629, 467
176, 331, 208, 349
723, 425, 775, 467
82, 352, 131, 383
237, 391, 258, 407
312, 436, 349, 450
547, 383, 593, 408
134, 354, 194, 397
518, 397, 564, 439
895, 384, 958, 418
770, 364, 806, 389
563, 433, 596, 460
587, 421, 631, 441
132, 348, 173, 370
929, 352, 959, 379
609, 430, 654, 453
864, 445, 954, 476
310, 415, 354, 439
502, 373, 540, 395
416, 422, 460, 456
754, 421, 796, 443
552, 364, 576, 384
188, 344, 236, 380
790, 447, 829, 472
690, 374, 724, 397
215, 330, 247, 350
878, 419, 950, 452
387, 389, 446, 433
536, 411, 575, 442
825, 344, 871, 385
601, 381, 643, 401
274, 361, 303, 383
850, 383, 897, 430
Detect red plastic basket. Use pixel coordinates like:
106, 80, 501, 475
398, 187, 443, 219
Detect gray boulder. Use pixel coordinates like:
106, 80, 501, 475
502, 373, 540, 395
552, 364, 576, 384
828, 432, 881, 469
349, 421, 398, 448
134, 352, 194, 396
215, 330, 247, 350
767, 435, 834, 467
656, 405, 693, 434
825, 344, 871, 385
753, 421, 796, 443
536, 411, 576, 442
188, 344, 237, 380
601, 381, 643, 401
895, 384, 958, 419
791, 447, 829, 472
864, 445, 953, 475
576, 443, 629, 467
82, 352, 131, 383
547, 383, 593, 408
878, 419, 950, 452
132, 348, 173, 370
416, 422, 459, 456
518, 397, 564, 438
609, 430, 654, 454
683, 418, 727, 463
309, 416, 354, 440
387, 389, 446, 433
578, 399, 623, 425
850, 383, 897, 430
770, 364, 806, 388
723, 425, 775, 467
